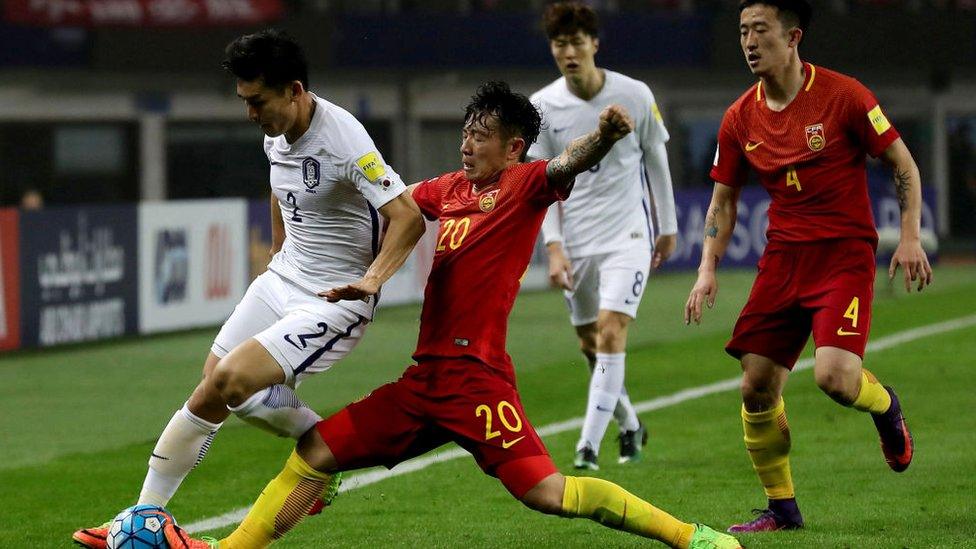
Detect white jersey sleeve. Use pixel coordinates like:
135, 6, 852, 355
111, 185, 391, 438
639, 86, 678, 236
333, 114, 406, 210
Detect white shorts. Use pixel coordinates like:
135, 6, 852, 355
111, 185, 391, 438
563, 247, 652, 326
212, 270, 368, 386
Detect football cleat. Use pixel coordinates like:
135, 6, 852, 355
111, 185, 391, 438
872, 386, 914, 472
163, 523, 219, 548
72, 522, 110, 549
617, 422, 648, 464
308, 471, 344, 516
573, 443, 599, 471
689, 524, 743, 549
727, 508, 803, 533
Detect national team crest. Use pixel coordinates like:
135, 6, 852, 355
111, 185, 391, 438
479, 190, 499, 213
805, 124, 826, 152
302, 157, 321, 191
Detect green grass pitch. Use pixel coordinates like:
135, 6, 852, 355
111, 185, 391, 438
1, 266, 974, 547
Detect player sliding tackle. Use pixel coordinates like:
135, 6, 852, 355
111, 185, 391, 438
164, 82, 741, 549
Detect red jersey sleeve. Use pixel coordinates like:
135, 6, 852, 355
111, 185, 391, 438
846, 81, 900, 158
518, 159, 569, 206
709, 107, 749, 187
411, 177, 444, 221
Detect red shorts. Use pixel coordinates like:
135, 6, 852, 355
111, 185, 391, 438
726, 238, 875, 369
316, 358, 557, 498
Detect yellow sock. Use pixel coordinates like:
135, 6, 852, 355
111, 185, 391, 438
220, 450, 332, 549
850, 369, 891, 414
742, 399, 794, 500
561, 476, 696, 548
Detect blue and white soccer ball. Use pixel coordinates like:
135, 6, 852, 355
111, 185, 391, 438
106, 504, 174, 549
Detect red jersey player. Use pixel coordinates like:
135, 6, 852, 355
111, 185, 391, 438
684, 0, 932, 534
167, 82, 741, 549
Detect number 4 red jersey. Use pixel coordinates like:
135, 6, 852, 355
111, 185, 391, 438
710, 63, 900, 247
411, 160, 568, 376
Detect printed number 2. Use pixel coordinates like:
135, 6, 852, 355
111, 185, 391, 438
786, 166, 802, 192
286, 192, 303, 222
435, 217, 471, 252
475, 401, 523, 441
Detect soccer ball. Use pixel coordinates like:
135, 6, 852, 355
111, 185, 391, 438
106, 504, 174, 549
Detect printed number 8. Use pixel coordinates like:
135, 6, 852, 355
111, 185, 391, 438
632, 271, 644, 297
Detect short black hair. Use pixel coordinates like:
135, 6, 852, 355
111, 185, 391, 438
464, 81, 542, 162
543, 1, 599, 40
221, 29, 309, 90
739, 0, 812, 38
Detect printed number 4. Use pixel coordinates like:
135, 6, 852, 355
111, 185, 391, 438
286, 192, 303, 222
786, 166, 802, 192
475, 401, 523, 441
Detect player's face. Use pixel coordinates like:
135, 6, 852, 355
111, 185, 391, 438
549, 31, 599, 78
739, 6, 798, 76
460, 114, 524, 182
236, 78, 299, 137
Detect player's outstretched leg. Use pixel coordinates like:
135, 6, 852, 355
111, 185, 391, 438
519, 473, 741, 548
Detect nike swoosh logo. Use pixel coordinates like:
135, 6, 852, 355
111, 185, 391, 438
624, 298, 638, 305
151, 453, 171, 461
745, 141, 764, 152
553, 127, 568, 133
596, 405, 613, 412
836, 327, 861, 336
501, 436, 526, 449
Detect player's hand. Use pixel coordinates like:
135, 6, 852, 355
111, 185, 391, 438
598, 105, 634, 143
319, 278, 379, 302
889, 238, 933, 293
685, 270, 718, 325
546, 243, 574, 291
652, 234, 677, 270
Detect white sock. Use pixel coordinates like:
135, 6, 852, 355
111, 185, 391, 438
138, 404, 221, 507
228, 384, 321, 439
586, 352, 639, 432
616, 385, 640, 433
577, 352, 626, 454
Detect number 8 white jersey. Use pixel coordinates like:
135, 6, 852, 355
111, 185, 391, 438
264, 93, 406, 319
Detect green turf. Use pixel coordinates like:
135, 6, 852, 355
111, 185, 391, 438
1, 265, 974, 547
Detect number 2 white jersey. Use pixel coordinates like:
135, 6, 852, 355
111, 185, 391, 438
529, 70, 677, 258
264, 93, 406, 320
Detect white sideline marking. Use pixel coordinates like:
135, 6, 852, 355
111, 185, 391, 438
184, 314, 976, 534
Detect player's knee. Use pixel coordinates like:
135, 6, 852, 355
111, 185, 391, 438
814, 368, 857, 404
211, 358, 253, 408
596, 318, 626, 350
297, 427, 339, 473
740, 376, 778, 410
519, 476, 564, 515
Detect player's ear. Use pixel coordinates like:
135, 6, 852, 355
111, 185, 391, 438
592, 36, 600, 54
787, 27, 802, 48
508, 136, 526, 161
288, 80, 305, 101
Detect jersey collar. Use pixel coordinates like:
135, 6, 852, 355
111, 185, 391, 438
755, 62, 817, 102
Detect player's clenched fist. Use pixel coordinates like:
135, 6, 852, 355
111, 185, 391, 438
598, 105, 634, 142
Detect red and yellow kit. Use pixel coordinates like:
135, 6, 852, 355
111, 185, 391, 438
318, 160, 569, 496
711, 63, 900, 367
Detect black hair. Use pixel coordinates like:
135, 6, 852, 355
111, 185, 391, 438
221, 29, 309, 90
464, 81, 542, 162
739, 0, 812, 39
543, 1, 599, 40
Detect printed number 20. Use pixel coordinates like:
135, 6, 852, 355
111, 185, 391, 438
475, 401, 523, 441
436, 217, 471, 252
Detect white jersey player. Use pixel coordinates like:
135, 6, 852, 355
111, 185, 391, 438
73, 30, 426, 549
530, 2, 677, 470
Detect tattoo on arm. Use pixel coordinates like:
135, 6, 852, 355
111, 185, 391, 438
704, 206, 720, 239
894, 167, 911, 211
546, 132, 612, 185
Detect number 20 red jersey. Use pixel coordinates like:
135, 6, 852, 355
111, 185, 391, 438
710, 63, 900, 248
411, 160, 568, 377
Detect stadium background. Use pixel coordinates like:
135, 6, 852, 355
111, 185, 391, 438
0, 2, 975, 547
